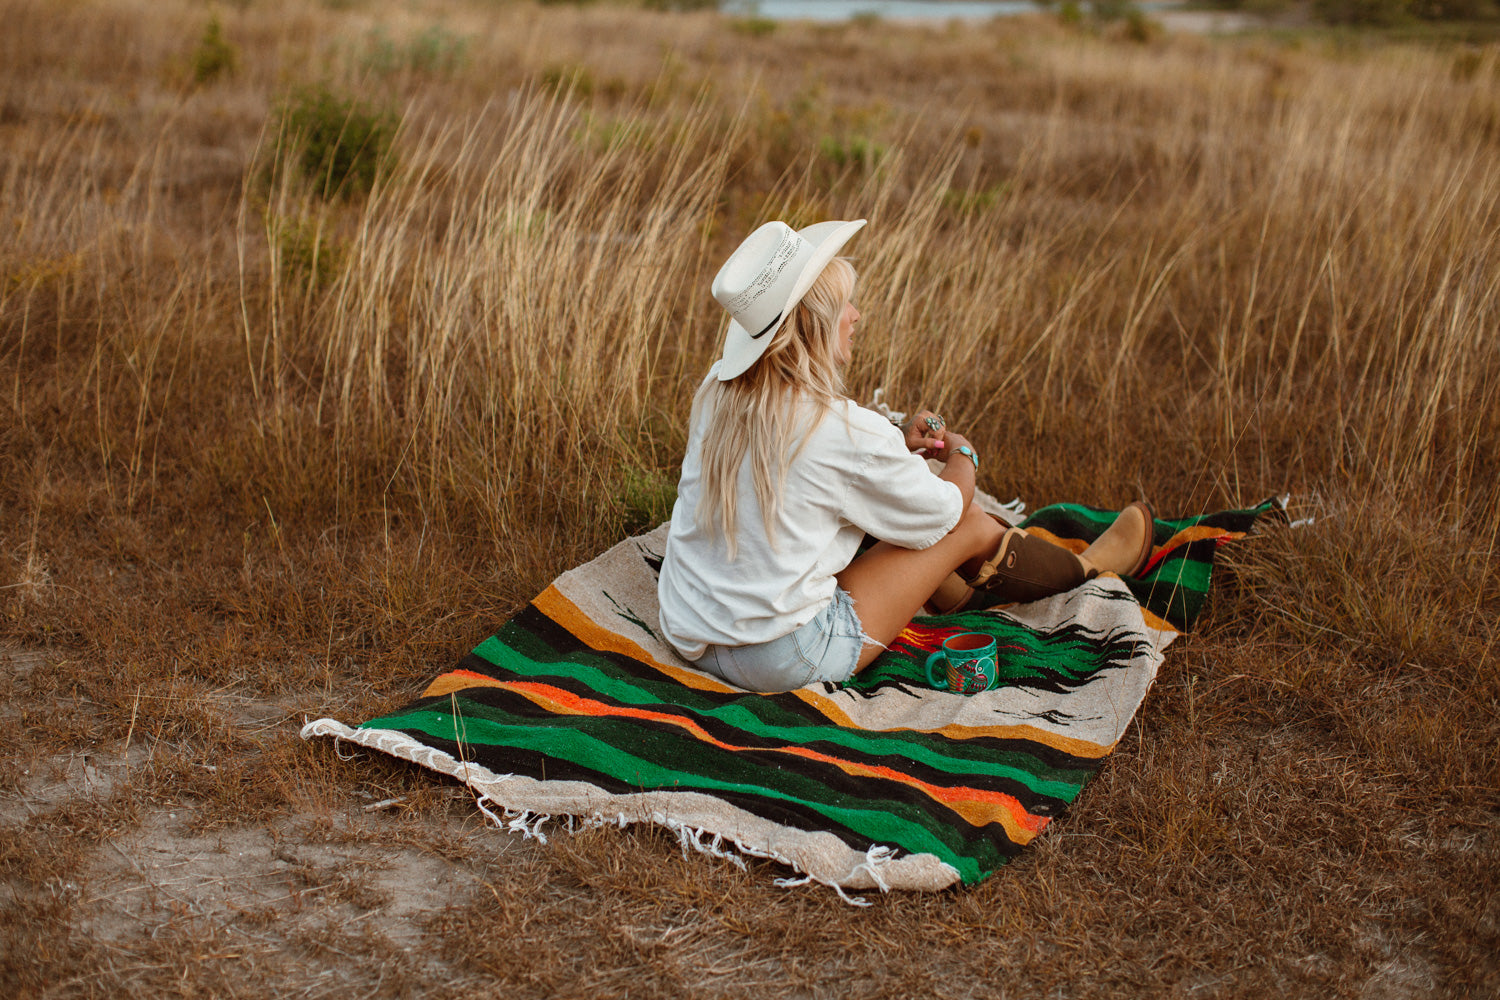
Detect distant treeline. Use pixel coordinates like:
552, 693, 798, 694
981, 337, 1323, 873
628, 0, 1497, 28
1204, 0, 1497, 26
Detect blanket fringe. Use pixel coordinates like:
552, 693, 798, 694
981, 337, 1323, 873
868, 388, 906, 428
301, 717, 942, 904
466, 798, 883, 905
849, 844, 895, 894
1279, 493, 1315, 529
470, 797, 889, 906
673, 822, 749, 871
775, 844, 896, 906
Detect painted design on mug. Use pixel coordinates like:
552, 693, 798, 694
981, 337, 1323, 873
948, 656, 995, 692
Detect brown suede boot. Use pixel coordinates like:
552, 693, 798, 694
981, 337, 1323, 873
1078, 501, 1155, 578
967, 527, 1089, 604
923, 573, 974, 615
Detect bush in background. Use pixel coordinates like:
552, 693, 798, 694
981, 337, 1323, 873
279, 84, 399, 201
191, 15, 238, 84
362, 24, 471, 77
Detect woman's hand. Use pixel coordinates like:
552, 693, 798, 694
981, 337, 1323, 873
937, 430, 975, 466
904, 410, 948, 454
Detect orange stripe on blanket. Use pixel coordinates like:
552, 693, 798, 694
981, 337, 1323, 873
422, 669, 508, 699
1160, 524, 1245, 549
1132, 525, 1245, 631
1003, 523, 1247, 635
789, 688, 861, 727
1016, 523, 1247, 565
532, 586, 737, 695
1020, 526, 1088, 553
427, 668, 1114, 760
1139, 606, 1179, 635
919, 723, 1114, 758
503, 680, 1051, 842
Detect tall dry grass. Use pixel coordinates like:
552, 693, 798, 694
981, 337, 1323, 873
2, 0, 1498, 996
4, 0, 1497, 538
252, 87, 733, 536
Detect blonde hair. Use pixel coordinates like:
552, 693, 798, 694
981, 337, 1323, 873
693, 258, 856, 559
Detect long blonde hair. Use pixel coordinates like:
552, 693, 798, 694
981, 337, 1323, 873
693, 258, 856, 558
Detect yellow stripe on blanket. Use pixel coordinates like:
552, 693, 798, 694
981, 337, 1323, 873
533, 586, 738, 694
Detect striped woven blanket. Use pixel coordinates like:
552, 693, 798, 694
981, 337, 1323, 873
303, 498, 1279, 898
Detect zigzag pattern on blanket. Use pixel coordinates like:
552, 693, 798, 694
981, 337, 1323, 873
361, 607, 1097, 881
309, 498, 1281, 891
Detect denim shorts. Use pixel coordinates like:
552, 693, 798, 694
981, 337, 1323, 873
697, 587, 865, 693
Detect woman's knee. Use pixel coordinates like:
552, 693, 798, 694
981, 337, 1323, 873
955, 502, 1004, 554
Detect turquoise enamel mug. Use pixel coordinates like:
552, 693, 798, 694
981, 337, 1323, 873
924, 632, 999, 695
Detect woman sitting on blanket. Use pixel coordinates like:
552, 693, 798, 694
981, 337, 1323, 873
657, 219, 1153, 693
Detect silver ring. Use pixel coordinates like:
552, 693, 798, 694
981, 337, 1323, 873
925, 415, 944, 431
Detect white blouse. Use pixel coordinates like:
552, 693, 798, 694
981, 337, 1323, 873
657, 366, 964, 662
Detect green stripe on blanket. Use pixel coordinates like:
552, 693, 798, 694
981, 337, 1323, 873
303, 497, 1281, 896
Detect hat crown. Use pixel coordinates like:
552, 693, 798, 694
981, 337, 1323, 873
712, 222, 814, 338
710, 218, 866, 381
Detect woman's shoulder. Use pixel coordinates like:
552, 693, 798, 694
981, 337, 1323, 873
807, 398, 904, 452
843, 399, 904, 436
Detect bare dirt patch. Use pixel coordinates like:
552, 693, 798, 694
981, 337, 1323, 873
2, 642, 544, 997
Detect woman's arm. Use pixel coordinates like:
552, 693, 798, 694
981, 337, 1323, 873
935, 429, 978, 509
900, 410, 978, 510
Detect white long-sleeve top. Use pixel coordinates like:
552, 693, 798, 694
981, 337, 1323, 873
657, 365, 963, 662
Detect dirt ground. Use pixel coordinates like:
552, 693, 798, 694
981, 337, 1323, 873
6, 605, 1494, 999
2, 644, 539, 996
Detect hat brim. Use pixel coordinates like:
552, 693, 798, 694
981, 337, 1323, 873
716, 219, 866, 381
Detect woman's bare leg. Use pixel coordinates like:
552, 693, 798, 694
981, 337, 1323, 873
835, 502, 1004, 669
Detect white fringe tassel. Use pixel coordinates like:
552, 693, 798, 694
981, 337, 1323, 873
466, 797, 888, 906
302, 718, 921, 906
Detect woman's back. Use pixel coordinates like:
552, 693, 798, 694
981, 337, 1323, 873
657, 371, 961, 662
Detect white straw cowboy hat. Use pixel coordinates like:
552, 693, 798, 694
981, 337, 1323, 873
711, 219, 866, 381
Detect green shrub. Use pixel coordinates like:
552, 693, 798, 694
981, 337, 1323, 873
363, 24, 471, 77
1124, 7, 1160, 41
273, 216, 344, 294
409, 25, 470, 73
1312, 0, 1412, 24
1242, 0, 1295, 16
615, 466, 677, 535
818, 134, 886, 171
730, 16, 778, 36
280, 85, 398, 201
1411, 0, 1498, 18
576, 113, 654, 152
191, 16, 238, 85
942, 184, 1009, 215
1451, 47, 1484, 80
1090, 0, 1134, 21
640, 0, 720, 10
540, 64, 596, 98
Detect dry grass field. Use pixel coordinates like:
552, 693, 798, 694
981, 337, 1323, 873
2, 0, 1497, 995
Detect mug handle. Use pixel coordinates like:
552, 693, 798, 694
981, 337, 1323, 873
925, 651, 949, 689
